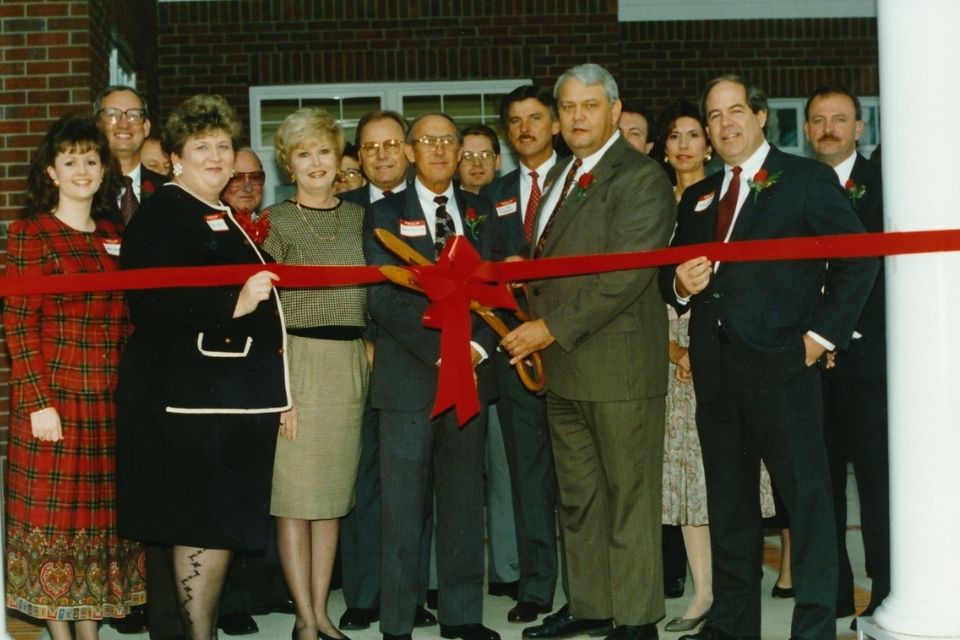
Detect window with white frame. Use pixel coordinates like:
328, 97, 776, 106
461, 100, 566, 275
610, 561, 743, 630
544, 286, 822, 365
766, 97, 880, 159
108, 30, 137, 87
249, 80, 528, 205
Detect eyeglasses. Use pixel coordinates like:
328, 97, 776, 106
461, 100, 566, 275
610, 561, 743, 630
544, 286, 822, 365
462, 150, 495, 163
227, 171, 266, 187
340, 168, 363, 179
416, 135, 458, 150
97, 107, 147, 125
359, 139, 404, 157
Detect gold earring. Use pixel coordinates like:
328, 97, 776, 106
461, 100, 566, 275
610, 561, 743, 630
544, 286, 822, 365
705, 152, 712, 162
290, 173, 296, 183
53, 178, 60, 186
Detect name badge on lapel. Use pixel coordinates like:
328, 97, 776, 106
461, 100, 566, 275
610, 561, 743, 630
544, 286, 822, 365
399, 218, 427, 237
204, 213, 229, 232
495, 197, 518, 217
694, 192, 716, 212
102, 237, 121, 256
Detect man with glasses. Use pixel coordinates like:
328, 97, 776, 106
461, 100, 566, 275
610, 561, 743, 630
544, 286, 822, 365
94, 85, 168, 224
339, 111, 437, 634
222, 147, 266, 214
458, 124, 502, 194
363, 113, 500, 640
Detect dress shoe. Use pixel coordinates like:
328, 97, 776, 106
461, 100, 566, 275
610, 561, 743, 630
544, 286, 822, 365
340, 607, 380, 630
664, 609, 710, 633
770, 585, 794, 599
383, 635, 413, 640
440, 623, 501, 640
605, 624, 658, 640
509, 601, 553, 623
523, 605, 614, 639
664, 578, 686, 599
218, 611, 259, 636
678, 626, 741, 640
109, 604, 148, 634
250, 599, 296, 615
488, 580, 520, 600
319, 631, 351, 640
426, 589, 439, 609
835, 601, 855, 619
414, 605, 438, 627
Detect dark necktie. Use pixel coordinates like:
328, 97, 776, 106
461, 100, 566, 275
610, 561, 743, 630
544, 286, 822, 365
714, 165, 742, 242
120, 175, 138, 224
534, 158, 582, 258
382, 189, 392, 197
433, 195, 455, 259
523, 170, 541, 242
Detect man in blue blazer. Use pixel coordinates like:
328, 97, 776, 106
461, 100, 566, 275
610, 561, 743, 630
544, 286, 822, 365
481, 84, 562, 624
804, 86, 889, 629
363, 113, 501, 640
660, 75, 879, 640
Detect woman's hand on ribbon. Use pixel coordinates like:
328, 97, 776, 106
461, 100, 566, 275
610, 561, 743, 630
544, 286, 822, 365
233, 270, 279, 318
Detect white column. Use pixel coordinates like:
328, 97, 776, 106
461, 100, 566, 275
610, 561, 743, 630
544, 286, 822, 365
865, 0, 960, 638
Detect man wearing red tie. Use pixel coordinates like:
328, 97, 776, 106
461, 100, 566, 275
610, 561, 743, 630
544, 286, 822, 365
659, 75, 879, 640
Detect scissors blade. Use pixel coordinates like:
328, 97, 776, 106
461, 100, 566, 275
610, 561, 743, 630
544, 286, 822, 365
379, 265, 425, 292
375, 228, 433, 267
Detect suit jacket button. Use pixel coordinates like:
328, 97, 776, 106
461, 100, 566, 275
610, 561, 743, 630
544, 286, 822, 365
278, 348, 284, 355
712, 292, 720, 299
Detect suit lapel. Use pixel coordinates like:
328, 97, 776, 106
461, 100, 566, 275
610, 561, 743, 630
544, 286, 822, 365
728, 147, 787, 242
401, 187, 436, 260
453, 188, 483, 250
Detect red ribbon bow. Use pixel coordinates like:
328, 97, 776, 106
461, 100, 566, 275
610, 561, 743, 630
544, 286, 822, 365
412, 236, 516, 424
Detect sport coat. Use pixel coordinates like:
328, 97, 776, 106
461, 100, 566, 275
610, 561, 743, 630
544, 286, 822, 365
528, 135, 676, 401
482, 168, 526, 260
658, 146, 880, 400
363, 185, 500, 412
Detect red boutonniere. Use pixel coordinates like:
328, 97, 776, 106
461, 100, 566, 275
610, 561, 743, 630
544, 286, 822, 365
844, 179, 867, 203
463, 206, 487, 240
234, 208, 271, 245
141, 179, 156, 201
746, 168, 782, 202
575, 172, 594, 199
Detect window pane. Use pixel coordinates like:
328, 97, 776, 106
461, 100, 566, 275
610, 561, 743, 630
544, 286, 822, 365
767, 107, 798, 149
484, 93, 506, 123
261, 99, 300, 147
402, 95, 442, 119
303, 97, 341, 117
445, 94, 483, 123
342, 96, 383, 123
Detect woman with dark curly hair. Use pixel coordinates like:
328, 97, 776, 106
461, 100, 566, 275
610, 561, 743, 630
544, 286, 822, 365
4, 114, 146, 640
115, 94, 291, 640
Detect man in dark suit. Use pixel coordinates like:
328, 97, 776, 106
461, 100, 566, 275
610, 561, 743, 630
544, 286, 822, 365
804, 86, 889, 629
481, 84, 562, 624
95, 83, 171, 639
363, 113, 501, 640
659, 75, 879, 640
339, 110, 437, 632
503, 64, 676, 640
95, 85, 168, 224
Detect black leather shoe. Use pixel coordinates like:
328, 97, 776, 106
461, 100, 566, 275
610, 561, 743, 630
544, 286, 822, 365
414, 605, 438, 627
678, 625, 743, 640
604, 624, 657, 640
440, 623, 501, 640
522, 605, 614, 639
835, 601, 855, 619
426, 589, 439, 609
770, 585, 794, 599
509, 602, 553, 623
340, 607, 380, 630
109, 604, 148, 634
488, 580, 520, 600
664, 578, 686, 599
383, 635, 412, 640
218, 611, 259, 636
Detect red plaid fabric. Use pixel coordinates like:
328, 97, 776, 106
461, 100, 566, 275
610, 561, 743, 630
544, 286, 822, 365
3, 213, 145, 620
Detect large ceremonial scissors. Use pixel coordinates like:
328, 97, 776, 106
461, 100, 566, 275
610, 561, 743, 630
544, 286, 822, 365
374, 228, 545, 392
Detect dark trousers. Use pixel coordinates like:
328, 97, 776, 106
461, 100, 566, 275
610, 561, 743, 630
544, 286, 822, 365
379, 406, 488, 634
696, 355, 837, 640
494, 351, 559, 608
822, 370, 890, 611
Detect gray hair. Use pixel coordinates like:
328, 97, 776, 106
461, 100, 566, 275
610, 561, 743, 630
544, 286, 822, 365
554, 64, 619, 103
94, 85, 148, 115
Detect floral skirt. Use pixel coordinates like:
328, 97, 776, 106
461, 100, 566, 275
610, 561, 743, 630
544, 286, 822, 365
5, 388, 146, 620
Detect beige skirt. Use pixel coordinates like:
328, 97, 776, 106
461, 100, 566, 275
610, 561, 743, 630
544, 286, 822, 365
270, 334, 368, 519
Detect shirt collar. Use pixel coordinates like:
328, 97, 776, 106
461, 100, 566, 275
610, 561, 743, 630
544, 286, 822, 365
832, 151, 858, 186
725, 139, 771, 183
370, 180, 406, 203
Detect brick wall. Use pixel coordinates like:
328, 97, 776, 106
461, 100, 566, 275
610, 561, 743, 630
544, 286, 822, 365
619, 18, 880, 113
156, 0, 622, 130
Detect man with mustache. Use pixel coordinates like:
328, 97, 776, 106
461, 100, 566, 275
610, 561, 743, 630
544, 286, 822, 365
481, 84, 562, 624
804, 86, 889, 631
660, 75, 879, 640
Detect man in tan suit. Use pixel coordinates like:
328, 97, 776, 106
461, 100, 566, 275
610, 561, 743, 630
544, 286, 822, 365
502, 63, 676, 640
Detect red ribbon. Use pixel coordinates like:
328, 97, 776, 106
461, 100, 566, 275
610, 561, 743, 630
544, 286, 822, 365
414, 237, 517, 423
3, 229, 960, 424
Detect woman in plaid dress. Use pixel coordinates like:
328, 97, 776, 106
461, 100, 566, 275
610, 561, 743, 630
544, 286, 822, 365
4, 115, 146, 640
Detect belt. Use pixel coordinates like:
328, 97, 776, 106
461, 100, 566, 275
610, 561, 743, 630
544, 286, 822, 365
286, 326, 363, 341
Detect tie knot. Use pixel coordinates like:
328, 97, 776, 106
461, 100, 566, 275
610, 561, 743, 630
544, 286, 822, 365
434, 195, 448, 206
731, 166, 742, 178
529, 170, 538, 180
123, 175, 135, 188
382, 189, 392, 196
573, 159, 583, 170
